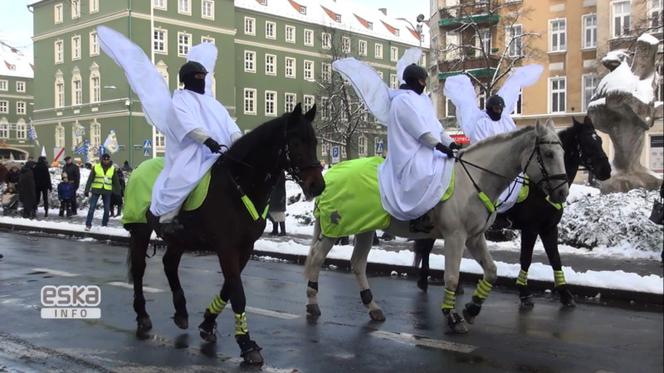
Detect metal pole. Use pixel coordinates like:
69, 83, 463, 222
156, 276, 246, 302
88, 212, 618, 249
128, 0, 133, 166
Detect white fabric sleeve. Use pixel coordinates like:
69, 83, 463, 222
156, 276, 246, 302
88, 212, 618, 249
497, 64, 544, 115
419, 132, 440, 149
231, 132, 242, 144
439, 130, 454, 146
332, 58, 392, 125
187, 128, 211, 144
443, 74, 482, 136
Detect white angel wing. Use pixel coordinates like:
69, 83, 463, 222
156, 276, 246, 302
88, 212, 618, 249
96, 26, 177, 140
497, 64, 544, 115
397, 47, 423, 84
443, 74, 482, 133
332, 58, 393, 125
186, 43, 218, 97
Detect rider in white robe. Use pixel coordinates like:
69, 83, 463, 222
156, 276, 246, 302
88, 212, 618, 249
443, 64, 544, 213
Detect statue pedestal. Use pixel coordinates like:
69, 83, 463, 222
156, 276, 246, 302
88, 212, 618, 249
599, 170, 661, 194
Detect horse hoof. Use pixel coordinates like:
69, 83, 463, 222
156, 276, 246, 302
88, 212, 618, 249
462, 302, 482, 325
557, 286, 576, 308
198, 321, 217, 343
136, 316, 152, 338
242, 350, 264, 366
445, 311, 468, 334
416, 278, 428, 293
461, 309, 475, 325
306, 304, 321, 317
173, 313, 189, 329
369, 309, 386, 322
519, 298, 535, 311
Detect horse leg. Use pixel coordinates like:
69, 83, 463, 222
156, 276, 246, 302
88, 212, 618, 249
540, 226, 575, 307
198, 280, 229, 343
303, 232, 335, 318
128, 224, 152, 337
413, 238, 435, 293
440, 234, 468, 334
462, 235, 498, 325
162, 244, 188, 329
350, 232, 384, 321
517, 228, 538, 310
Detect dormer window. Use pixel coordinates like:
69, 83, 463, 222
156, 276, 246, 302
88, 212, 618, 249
299, 6, 306, 15
335, 14, 342, 22
258, 0, 267, 5
367, 21, 373, 30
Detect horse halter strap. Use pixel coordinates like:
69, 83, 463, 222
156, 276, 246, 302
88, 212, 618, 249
529, 140, 568, 193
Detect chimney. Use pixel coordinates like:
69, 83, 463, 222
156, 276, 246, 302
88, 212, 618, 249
378, 8, 387, 16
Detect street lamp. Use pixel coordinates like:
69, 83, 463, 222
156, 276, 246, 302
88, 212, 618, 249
396, 14, 426, 48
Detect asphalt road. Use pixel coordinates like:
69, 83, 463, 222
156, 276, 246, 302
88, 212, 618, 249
0, 231, 662, 373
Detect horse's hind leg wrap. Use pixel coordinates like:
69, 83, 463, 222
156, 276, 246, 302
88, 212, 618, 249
441, 288, 456, 313
472, 278, 493, 303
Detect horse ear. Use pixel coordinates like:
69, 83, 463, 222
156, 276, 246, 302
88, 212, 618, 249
583, 115, 593, 127
543, 118, 555, 129
304, 104, 317, 122
292, 103, 303, 115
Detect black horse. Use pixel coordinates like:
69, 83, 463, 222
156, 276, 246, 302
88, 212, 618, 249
413, 116, 611, 309
124, 104, 324, 365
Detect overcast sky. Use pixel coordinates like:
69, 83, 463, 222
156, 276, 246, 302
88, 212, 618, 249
0, 0, 429, 60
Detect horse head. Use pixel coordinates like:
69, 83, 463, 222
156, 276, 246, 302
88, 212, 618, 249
574, 117, 612, 181
283, 103, 325, 199
525, 119, 569, 204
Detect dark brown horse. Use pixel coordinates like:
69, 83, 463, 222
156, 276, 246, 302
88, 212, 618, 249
124, 104, 324, 365
413, 117, 611, 312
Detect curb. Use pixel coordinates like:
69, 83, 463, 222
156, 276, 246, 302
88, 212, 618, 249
1, 222, 662, 308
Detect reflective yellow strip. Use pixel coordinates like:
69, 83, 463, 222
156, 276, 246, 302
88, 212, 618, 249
207, 295, 227, 314
473, 279, 493, 300
516, 269, 528, 286
440, 169, 455, 202
477, 192, 496, 214
234, 312, 248, 336
517, 177, 530, 203
554, 270, 566, 286
545, 195, 563, 210
441, 288, 456, 310
262, 204, 270, 220
241, 195, 260, 221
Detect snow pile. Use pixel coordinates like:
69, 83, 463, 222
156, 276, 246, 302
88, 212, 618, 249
592, 60, 655, 105
600, 49, 628, 65
558, 188, 663, 252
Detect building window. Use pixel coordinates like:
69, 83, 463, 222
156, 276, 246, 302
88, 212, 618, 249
154, 29, 167, 54
285, 57, 296, 78
304, 29, 314, 46
89, 31, 99, 56
446, 98, 456, 117
265, 54, 276, 75
55, 71, 65, 108
90, 63, 101, 103
244, 50, 256, 73
390, 46, 398, 62
156, 60, 169, 88
153, 0, 167, 10
0, 119, 9, 139
389, 73, 398, 89
322, 33, 331, 49
265, 90, 277, 116
201, 36, 215, 44
243, 88, 257, 115
54, 3, 63, 23
285, 25, 296, 43
650, 0, 662, 28
582, 74, 598, 111
0, 80, 6, 91
649, 134, 663, 173
377, 70, 384, 80
321, 62, 331, 83
177, 32, 191, 56
55, 39, 64, 63
612, 0, 631, 38
358, 135, 367, 157
549, 18, 567, 52
582, 14, 597, 49
367, 21, 374, 30
16, 101, 26, 115
320, 96, 329, 119
89, 0, 99, 13
375, 43, 383, 59
303, 95, 314, 112
265, 21, 276, 39
358, 40, 367, 56
71, 69, 83, 106
72, 35, 81, 60
476, 29, 491, 57
178, 0, 191, 14
244, 17, 256, 35
202, 0, 214, 19
549, 77, 566, 113
16, 120, 26, 140
89, 121, 100, 155
0, 101, 8, 114
298, 5, 307, 14
55, 124, 65, 148
154, 130, 166, 152
71, 0, 80, 19
342, 36, 351, 53
304, 60, 314, 81
512, 90, 522, 115
445, 31, 460, 60
506, 24, 523, 57
72, 122, 83, 149
16, 81, 26, 92
284, 93, 296, 112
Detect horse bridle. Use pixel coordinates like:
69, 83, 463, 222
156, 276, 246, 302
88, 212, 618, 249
278, 117, 322, 186
576, 132, 608, 176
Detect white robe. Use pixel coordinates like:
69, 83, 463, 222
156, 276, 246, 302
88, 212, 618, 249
443, 64, 543, 212
149, 90, 241, 216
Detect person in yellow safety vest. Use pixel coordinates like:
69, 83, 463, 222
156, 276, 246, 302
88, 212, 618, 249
83, 153, 120, 231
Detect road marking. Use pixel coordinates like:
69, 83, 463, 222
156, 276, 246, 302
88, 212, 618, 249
31, 268, 79, 277
106, 281, 164, 293
246, 306, 300, 320
371, 330, 477, 353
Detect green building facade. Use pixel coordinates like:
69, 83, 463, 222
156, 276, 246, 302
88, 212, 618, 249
0, 42, 34, 160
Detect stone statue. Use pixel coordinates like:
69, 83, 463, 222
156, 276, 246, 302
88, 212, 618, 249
587, 33, 662, 193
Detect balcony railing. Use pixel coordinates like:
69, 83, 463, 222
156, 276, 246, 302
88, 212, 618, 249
438, 6, 500, 28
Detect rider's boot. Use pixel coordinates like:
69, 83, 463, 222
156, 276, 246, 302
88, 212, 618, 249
409, 211, 434, 233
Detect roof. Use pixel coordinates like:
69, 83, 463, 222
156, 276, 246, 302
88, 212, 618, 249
235, 0, 430, 48
0, 42, 34, 79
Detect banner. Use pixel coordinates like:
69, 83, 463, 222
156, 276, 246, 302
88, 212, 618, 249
102, 130, 119, 154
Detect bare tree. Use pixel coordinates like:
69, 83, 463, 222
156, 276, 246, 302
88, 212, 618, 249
316, 27, 374, 161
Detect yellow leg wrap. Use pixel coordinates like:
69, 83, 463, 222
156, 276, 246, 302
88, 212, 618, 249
554, 270, 566, 287
516, 269, 528, 286
441, 288, 456, 311
473, 279, 493, 301
207, 295, 227, 314
234, 312, 248, 336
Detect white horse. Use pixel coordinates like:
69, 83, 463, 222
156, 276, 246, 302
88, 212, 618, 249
304, 120, 569, 333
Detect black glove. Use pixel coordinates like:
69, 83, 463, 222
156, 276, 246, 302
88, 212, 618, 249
84, 191, 89, 197
435, 143, 454, 158
204, 138, 222, 153
449, 142, 462, 151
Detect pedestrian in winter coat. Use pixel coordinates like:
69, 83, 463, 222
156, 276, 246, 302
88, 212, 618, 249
121, 160, 133, 173
57, 173, 76, 217
84, 154, 120, 230
7, 166, 20, 184
18, 162, 36, 219
110, 165, 125, 217
62, 156, 81, 215
268, 171, 287, 236
33, 156, 52, 217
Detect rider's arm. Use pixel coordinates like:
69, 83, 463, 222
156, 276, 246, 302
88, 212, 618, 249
186, 128, 211, 144
419, 132, 439, 149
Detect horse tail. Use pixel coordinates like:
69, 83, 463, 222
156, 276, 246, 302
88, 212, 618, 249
303, 218, 322, 279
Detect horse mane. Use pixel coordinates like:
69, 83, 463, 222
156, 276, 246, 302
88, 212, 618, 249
460, 125, 535, 156
224, 115, 287, 161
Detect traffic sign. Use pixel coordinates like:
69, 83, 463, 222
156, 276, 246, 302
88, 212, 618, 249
331, 145, 340, 164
